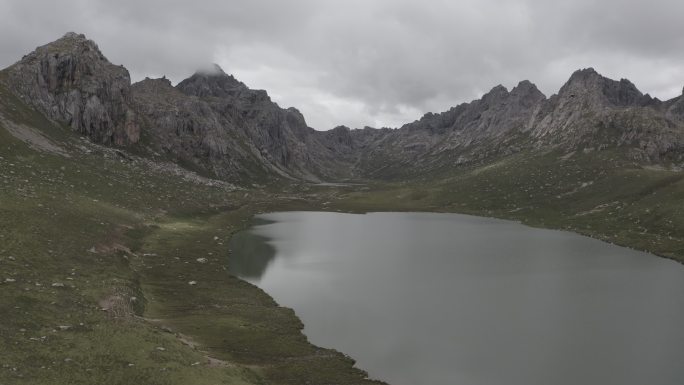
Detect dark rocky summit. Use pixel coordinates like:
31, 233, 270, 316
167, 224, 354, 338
4, 33, 140, 145
530, 68, 684, 161
129, 76, 261, 180
173, 65, 350, 181
3, 34, 684, 183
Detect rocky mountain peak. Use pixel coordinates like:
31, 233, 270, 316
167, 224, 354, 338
14, 32, 107, 69
319, 125, 356, 154
558, 67, 648, 107
62, 31, 82, 38
567, 67, 600, 80
559, 67, 605, 94
510, 80, 546, 107
481, 84, 509, 102
473, 81, 546, 112
132, 76, 175, 95
4, 32, 140, 145
53, 32, 96, 48
59, 31, 90, 43
176, 64, 247, 98
511, 80, 542, 96
330, 125, 351, 133
195, 63, 228, 76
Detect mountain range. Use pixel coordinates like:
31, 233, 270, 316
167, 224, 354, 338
4, 32, 684, 185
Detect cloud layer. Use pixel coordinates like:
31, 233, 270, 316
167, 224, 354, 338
1, 0, 683, 130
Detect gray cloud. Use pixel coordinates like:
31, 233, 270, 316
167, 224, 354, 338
1, 0, 683, 130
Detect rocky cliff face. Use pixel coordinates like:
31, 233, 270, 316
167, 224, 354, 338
340, 80, 548, 177
664, 88, 684, 122
173, 66, 352, 181
530, 68, 684, 161
2, 33, 684, 183
129, 76, 269, 181
3, 33, 140, 145
349, 68, 684, 177
0, 34, 352, 182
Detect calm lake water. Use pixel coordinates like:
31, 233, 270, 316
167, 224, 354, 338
228, 212, 684, 385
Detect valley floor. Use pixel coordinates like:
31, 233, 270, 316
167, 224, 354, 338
1, 85, 683, 384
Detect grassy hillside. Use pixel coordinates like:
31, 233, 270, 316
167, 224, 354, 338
0, 82, 381, 385
333, 148, 684, 263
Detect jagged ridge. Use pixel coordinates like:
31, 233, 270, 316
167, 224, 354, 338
2, 33, 684, 183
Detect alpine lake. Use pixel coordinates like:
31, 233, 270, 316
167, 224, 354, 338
229, 211, 684, 385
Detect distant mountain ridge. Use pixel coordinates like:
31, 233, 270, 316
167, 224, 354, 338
3, 32, 684, 183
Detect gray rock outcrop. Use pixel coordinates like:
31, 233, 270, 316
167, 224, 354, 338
3, 32, 140, 145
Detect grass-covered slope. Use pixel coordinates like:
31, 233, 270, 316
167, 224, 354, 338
334, 148, 684, 263
0, 80, 383, 385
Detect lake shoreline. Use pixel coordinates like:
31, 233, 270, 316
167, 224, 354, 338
230, 209, 684, 385
202, 183, 684, 381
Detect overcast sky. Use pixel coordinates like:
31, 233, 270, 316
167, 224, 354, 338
1, 0, 683, 130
